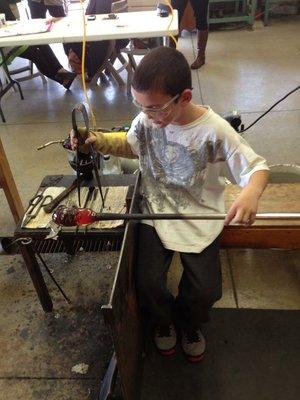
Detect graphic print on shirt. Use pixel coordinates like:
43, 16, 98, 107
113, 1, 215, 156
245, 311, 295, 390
134, 121, 227, 212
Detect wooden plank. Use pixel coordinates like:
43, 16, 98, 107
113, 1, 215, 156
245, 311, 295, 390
221, 226, 300, 249
102, 174, 143, 400
0, 137, 24, 223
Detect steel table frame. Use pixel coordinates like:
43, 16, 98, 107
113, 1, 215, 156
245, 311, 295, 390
14, 174, 137, 312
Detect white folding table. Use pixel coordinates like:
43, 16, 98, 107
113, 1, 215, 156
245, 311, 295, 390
0, 10, 178, 46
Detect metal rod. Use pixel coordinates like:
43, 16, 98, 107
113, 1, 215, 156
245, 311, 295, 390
94, 212, 300, 221
35, 252, 71, 304
76, 147, 81, 207
89, 144, 105, 207
37, 140, 64, 150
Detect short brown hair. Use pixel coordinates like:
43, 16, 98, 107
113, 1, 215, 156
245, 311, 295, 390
132, 47, 192, 97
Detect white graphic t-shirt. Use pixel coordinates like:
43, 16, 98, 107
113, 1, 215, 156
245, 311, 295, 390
127, 107, 269, 253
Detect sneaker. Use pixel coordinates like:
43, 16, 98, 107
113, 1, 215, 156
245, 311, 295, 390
182, 327, 206, 362
154, 324, 177, 356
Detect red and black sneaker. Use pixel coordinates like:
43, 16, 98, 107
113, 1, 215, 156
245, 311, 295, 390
182, 328, 205, 363
154, 324, 177, 356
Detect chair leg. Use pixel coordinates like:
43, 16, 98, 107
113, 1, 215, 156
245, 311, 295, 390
122, 56, 134, 95
2, 61, 24, 99
127, 53, 137, 70
126, 65, 133, 95
105, 62, 125, 86
40, 74, 47, 84
15, 80, 24, 100
0, 103, 6, 123
117, 53, 127, 66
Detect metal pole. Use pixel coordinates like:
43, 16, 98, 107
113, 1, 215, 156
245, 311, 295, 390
95, 212, 300, 221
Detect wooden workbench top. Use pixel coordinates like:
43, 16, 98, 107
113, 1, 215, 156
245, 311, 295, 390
222, 183, 300, 248
225, 183, 300, 226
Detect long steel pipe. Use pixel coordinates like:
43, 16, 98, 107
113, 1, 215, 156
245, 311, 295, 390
91, 212, 300, 221
52, 206, 300, 228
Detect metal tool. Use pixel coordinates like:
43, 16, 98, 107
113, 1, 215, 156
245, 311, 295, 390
71, 103, 105, 208
21, 192, 53, 228
45, 220, 61, 240
37, 140, 65, 150
83, 186, 95, 208
43, 176, 84, 213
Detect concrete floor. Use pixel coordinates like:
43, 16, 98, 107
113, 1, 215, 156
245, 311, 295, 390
0, 15, 299, 400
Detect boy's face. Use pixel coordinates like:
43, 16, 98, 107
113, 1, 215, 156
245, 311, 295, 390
131, 88, 191, 128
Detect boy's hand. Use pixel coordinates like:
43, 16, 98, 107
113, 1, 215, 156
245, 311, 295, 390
70, 128, 96, 150
224, 190, 259, 226
224, 170, 269, 226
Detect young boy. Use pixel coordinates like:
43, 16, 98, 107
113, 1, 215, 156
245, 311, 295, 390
73, 47, 269, 362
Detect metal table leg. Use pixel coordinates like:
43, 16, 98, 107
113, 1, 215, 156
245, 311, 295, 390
18, 243, 53, 312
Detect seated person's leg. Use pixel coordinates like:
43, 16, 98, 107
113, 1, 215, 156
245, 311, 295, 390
19, 46, 59, 80
20, 46, 76, 89
86, 41, 110, 80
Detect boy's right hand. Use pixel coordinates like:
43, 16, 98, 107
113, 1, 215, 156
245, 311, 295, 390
70, 128, 96, 150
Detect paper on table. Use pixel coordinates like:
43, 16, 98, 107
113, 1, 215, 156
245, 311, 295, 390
0, 19, 52, 38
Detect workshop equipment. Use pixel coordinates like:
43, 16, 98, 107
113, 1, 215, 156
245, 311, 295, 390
21, 191, 53, 227
71, 103, 104, 207
37, 135, 96, 179
43, 177, 83, 214
83, 186, 96, 208
37, 103, 105, 208
14, 173, 137, 308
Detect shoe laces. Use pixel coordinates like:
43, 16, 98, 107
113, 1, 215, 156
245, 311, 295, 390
157, 325, 172, 338
185, 329, 201, 344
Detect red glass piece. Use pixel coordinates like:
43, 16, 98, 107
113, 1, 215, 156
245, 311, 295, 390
52, 205, 97, 227
75, 209, 95, 225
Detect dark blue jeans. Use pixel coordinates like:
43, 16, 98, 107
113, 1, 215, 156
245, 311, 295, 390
136, 224, 222, 328
171, 0, 209, 31
28, 0, 66, 19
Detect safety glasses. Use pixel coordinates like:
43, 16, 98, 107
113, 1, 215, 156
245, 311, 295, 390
132, 93, 180, 115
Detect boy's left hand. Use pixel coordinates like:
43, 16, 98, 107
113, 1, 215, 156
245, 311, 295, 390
225, 190, 259, 226
224, 170, 269, 226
